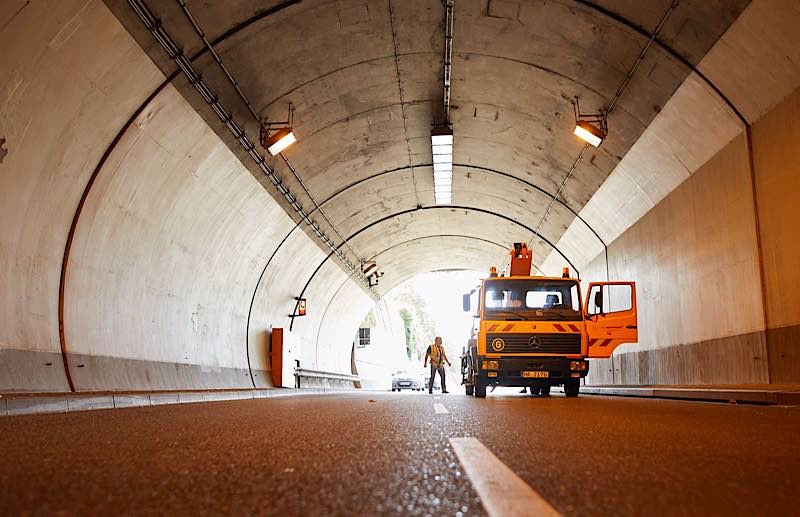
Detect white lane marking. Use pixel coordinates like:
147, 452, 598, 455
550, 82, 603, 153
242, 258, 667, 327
449, 437, 561, 517
434, 403, 449, 414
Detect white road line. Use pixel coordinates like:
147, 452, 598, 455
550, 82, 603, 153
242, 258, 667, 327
434, 403, 449, 414
449, 437, 561, 517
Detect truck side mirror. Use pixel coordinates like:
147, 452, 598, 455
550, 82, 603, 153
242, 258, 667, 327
594, 291, 604, 315
462, 293, 471, 312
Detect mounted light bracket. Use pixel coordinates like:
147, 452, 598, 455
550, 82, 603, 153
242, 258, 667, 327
572, 98, 607, 148
260, 103, 296, 155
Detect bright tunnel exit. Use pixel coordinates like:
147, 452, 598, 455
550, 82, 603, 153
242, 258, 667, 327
353, 270, 484, 392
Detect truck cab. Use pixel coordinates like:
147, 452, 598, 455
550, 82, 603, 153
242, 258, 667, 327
461, 243, 638, 398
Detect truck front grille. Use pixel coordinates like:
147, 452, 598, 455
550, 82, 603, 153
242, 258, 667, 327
486, 333, 580, 354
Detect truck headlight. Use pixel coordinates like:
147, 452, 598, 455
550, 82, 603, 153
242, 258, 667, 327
481, 360, 499, 370
570, 361, 587, 371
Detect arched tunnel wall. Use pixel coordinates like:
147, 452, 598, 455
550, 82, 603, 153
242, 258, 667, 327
2, 0, 799, 394
582, 87, 800, 386
0, 0, 370, 392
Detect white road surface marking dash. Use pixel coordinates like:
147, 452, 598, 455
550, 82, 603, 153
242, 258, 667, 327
434, 403, 449, 414
449, 437, 561, 517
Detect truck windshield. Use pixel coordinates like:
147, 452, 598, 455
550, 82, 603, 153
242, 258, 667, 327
483, 279, 582, 321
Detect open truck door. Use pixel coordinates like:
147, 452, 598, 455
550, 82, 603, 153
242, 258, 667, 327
584, 282, 638, 358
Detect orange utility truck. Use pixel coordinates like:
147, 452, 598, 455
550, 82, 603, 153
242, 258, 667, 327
460, 243, 638, 398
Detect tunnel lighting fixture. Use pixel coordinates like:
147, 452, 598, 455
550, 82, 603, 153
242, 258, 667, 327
260, 103, 297, 156
361, 261, 384, 287
572, 98, 607, 148
361, 261, 377, 276
264, 127, 296, 156
573, 121, 605, 148
431, 125, 453, 205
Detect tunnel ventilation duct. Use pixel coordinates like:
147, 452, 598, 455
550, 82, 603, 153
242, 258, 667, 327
432, 125, 453, 204
128, 0, 375, 294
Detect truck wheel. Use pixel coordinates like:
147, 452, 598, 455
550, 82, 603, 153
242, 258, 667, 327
465, 384, 474, 396
564, 379, 580, 398
540, 386, 551, 397
474, 381, 487, 398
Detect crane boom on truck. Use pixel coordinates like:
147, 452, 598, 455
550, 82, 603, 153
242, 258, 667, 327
460, 243, 638, 398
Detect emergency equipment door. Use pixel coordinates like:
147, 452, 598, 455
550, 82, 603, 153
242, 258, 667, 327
584, 282, 638, 358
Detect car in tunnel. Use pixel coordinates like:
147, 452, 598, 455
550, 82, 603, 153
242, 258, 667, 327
391, 370, 423, 391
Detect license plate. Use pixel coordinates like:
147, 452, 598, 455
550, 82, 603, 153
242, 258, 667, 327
522, 371, 549, 378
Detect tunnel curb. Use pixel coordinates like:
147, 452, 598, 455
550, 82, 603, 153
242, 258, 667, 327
0, 388, 357, 417
575, 385, 800, 405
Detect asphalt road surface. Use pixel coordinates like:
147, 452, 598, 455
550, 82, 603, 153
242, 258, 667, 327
1, 390, 799, 515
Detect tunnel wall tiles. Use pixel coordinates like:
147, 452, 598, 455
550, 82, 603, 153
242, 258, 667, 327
0, 0, 164, 391
583, 132, 768, 386
589, 331, 768, 386
586, 85, 800, 387
751, 85, 800, 383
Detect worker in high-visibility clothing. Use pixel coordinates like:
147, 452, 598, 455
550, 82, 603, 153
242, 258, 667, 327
423, 336, 451, 394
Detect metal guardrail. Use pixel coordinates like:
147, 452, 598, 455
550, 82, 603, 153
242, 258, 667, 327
294, 368, 360, 387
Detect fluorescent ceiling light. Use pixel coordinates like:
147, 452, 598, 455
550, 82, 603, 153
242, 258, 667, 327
432, 125, 454, 205
265, 127, 296, 155
573, 121, 605, 148
431, 134, 453, 146
431, 125, 454, 146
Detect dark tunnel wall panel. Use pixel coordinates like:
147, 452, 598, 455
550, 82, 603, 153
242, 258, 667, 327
0, 0, 165, 392
583, 132, 768, 385
64, 85, 299, 391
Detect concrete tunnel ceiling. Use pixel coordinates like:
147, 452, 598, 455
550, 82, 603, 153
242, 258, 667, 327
104, 0, 750, 299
